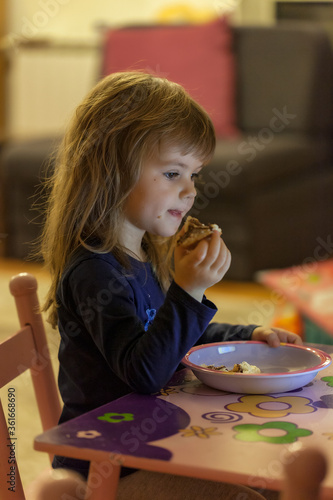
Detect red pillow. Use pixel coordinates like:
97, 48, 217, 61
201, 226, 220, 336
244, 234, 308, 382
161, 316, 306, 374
102, 18, 238, 138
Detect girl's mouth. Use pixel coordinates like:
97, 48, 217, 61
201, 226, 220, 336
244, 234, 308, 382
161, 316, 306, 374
168, 210, 183, 218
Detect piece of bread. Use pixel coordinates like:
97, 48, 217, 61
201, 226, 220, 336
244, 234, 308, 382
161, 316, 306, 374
177, 216, 221, 248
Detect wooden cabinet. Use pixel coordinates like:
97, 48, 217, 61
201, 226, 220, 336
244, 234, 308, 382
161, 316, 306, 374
0, 0, 6, 257
0, 0, 6, 141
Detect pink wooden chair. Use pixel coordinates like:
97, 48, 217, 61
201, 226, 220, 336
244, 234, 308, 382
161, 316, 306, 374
281, 448, 327, 500
26, 468, 85, 500
0, 273, 62, 500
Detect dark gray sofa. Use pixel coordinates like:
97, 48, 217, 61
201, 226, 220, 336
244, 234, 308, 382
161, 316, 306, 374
1, 136, 60, 259
193, 23, 333, 279
1, 23, 333, 280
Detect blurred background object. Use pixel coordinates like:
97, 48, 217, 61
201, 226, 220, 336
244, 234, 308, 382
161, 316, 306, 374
276, 1, 333, 45
0, 0, 333, 280
1, 1, 332, 489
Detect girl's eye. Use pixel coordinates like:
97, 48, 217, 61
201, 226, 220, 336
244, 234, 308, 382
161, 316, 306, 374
164, 172, 179, 180
192, 173, 204, 186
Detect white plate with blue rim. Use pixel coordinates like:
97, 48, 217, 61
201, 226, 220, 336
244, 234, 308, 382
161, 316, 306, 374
182, 341, 332, 394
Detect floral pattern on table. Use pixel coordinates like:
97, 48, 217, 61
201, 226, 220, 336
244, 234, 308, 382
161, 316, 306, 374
179, 425, 222, 439
76, 430, 102, 439
322, 376, 333, 387
313, 394, 333, 409
323, 433, 333, 440
233, 421, 312, 444
97, 412, 134, 423
225, 395, 316, 418
180, 383, 229, 396
157, 387, 179, 396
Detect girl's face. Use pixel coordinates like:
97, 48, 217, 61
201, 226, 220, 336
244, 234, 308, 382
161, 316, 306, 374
122, 142, 203, 253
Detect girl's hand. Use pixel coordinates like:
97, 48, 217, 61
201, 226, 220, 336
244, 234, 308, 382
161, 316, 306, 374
251, 326, 303, 347
174, 230, 231, 302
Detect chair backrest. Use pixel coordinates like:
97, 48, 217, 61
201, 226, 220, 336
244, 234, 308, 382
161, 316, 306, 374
0, 273, 61, 500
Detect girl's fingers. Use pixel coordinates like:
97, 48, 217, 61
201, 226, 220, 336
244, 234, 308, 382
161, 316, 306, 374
217, 247, 231, 275
197, 231, 223, 267
252, 327, 303, 347
183, 238, 209, 265
207, 234, 230, 273
175, 231, 230, 279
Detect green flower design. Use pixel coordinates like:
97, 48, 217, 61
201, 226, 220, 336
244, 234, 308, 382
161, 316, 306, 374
322, 376, 333, 387
97, 412, 134, 423
233, 421, 312, 444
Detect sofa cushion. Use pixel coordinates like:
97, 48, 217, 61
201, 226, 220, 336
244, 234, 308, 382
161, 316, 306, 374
102, 18, 238, 138
199, 133, 332, 199
1, 137, 60, 179
1, 137, 60, 259
234, 24, 333, 134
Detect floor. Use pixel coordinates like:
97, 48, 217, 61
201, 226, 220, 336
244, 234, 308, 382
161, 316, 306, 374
0, 258, 278, 492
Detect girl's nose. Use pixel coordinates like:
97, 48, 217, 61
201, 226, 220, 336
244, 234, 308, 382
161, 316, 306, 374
181, 179, 197, 199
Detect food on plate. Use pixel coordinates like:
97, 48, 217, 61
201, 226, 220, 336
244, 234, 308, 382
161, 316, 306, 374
177, 216, 221, 248
201, 361, 261, 374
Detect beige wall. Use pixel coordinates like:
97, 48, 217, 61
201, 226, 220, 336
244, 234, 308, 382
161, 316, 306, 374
7, 0, 237, 41
9, 0, 327, 138
8, 0, 332, 44
5, 0, 245, 139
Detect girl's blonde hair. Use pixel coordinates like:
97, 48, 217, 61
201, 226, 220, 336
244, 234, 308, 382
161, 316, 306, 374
40, 71, 216, 327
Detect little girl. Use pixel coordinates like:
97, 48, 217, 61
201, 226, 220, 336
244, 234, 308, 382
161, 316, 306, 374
41, 71, 300, 499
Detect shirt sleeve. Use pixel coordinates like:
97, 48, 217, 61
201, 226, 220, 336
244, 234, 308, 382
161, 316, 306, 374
193, 295, 258, 344
198, 322, 258, 344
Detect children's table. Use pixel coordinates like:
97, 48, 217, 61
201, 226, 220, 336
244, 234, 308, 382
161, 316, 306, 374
34, 344, 333, 500
257, 258, 333, 344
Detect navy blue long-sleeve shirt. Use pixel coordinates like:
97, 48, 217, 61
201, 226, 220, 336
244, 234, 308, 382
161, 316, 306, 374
53, 247, 257, 476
